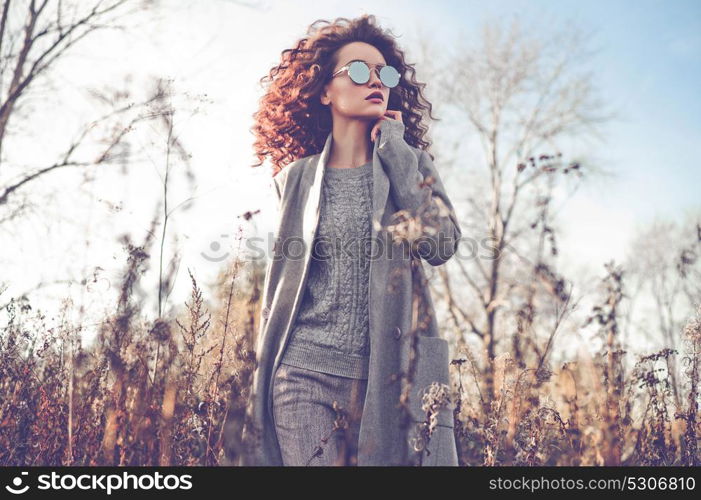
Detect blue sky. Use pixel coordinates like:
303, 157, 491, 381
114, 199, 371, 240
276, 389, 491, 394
409, 0, 701, 276
412, 0, 701, 218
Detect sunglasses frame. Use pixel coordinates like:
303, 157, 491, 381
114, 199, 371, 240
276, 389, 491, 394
330, 60, 401, 88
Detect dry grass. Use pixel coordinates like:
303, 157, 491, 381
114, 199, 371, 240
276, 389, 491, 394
450, 267, 701, 466
1, 243, 699, 466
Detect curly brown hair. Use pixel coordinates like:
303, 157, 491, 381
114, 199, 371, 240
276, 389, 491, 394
250, 14, 439, 177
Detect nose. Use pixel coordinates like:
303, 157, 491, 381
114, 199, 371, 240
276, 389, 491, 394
367, 67, 383, 88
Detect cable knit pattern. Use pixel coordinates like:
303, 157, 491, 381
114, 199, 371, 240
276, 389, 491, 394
280, 160, 373, 379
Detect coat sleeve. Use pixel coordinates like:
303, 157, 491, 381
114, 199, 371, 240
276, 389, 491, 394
375, 118, 462, 266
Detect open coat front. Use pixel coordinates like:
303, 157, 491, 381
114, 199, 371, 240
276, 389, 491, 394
241, 118, 462, 466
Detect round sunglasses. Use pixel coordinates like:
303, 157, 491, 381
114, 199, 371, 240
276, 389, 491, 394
330, 60, 401, 88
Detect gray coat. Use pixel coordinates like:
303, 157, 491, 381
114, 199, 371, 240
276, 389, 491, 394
240, 118, 462, 466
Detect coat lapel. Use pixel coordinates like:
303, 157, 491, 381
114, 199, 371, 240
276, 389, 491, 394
371, 135, 390, 239
301, 131, 331, 254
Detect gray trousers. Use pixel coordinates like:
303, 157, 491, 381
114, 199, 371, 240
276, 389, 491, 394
272, 362, 368, 466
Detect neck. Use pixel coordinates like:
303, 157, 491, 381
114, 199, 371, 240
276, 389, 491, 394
326, 117, 373, 168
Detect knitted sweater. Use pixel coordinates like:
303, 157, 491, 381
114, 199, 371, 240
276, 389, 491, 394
279, 159, 373, 379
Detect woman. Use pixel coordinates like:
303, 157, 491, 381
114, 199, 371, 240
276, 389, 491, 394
241, 14, 462, 466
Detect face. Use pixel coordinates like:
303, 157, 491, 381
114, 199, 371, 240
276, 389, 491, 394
320, 41, 390, 122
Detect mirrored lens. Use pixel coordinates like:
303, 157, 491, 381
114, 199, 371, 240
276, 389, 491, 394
348, 61, 370, 84
379, 65, 400, 88
347, 61, 401, 88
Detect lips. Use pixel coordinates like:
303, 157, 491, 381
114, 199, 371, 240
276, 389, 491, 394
366, 92, 383, 101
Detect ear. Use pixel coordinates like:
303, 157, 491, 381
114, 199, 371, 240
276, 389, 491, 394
320, 80, 333, 106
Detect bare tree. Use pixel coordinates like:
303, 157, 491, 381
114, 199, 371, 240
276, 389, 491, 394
0, 0, 160, 210
625, 212, 701, 410
409, 17, 617, 405
0, 0, 182, 316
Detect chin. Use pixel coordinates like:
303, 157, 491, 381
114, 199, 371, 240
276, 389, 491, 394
368, 107, 386, 116
344, 109, 386, 121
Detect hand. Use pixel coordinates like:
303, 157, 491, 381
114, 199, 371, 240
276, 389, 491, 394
370, 110, 403, 143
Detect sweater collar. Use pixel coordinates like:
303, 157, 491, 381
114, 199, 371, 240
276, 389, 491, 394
302, 130, 390, 244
